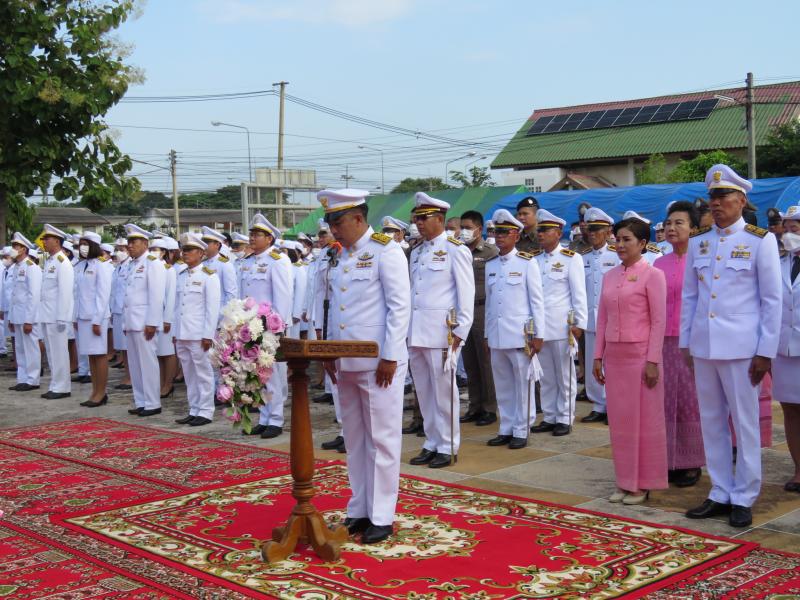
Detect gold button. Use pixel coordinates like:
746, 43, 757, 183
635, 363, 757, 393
710, 313, 715, 318
339, 324, 345, 329
344, 267, 350, 273
340, 305, 345, 311
340, 286, 347, 292
716, 256, 721, 261
714, 274, 720, 280
698, 275, 704, 281
725, 229, 731, 234
720, 238, 726, 242
711, 293, 717, 299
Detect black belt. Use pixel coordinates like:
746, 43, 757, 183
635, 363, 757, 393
475, 299, 485, 306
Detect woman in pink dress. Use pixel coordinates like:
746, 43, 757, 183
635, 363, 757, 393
654, 201, 705, 487
593, 217, 668, 505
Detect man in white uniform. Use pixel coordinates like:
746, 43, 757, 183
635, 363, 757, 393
201, 226, 238, 313
124, 224, 167, 417
7, 233, 42, 391
681, 165, 782, 528
110, 238, 133, 390
38, 224, 75, 399
579, 208, 619, 423
239, 214, 292, 438
319, 188, 411, 543
484, 209, 545, 449
173, 233, 221, 427
407, 192, 474, 468
531, 209, 587, 436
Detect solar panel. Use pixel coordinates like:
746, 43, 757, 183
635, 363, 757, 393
525, 97, 717, 136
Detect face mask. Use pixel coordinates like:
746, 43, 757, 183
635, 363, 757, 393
79, 244, 89, 258
8, 248, 18, 259
114, 250, 128, 262
1, 257, 11, 267
446, 229, 457, 237
486, 237, 496, 245
782, 231, 800, 254
233, 250, 245, 259
149, 249, 163, 259
311, 248, 321, 258
459, 229, 475, 244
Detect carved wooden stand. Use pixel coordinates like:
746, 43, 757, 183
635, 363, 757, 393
261, 338, 378, 564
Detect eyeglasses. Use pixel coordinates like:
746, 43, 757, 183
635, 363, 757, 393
493, 230, 514, 237
181, 246, 200, 252
536, 226, 559, 233
412, 214, 432, 222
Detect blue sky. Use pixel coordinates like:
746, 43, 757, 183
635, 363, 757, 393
109, 0, 800, 195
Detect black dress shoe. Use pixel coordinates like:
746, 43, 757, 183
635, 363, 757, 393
575, 389, 589, 403
115, 383, 132, 390
429, 453, 453, 468
243, 424, 267, 436
531, 421, 555, 433
13, 383, 40, 392
476, 412, 497, 426
189, 416, 212, 427
72, 375, 91, 384
487, 434, 512, 446
409, 448, 437, 465
80, 395, 108, 407
138, 408, 162, 417
402, 421, 424, 435
552, 423, 571, 436
260, 425, 283, 439
508, 437, 528, 449
344, 517, 371, 535
729, 505, 752, 528
8, 383, 22, 391
783, 481, 800, 492
41, 391, 71, 399
581, 411, 607, 423
674, 468, 702, 488
128, 407, 144, 415
247, 405, 260, 413
175, 415, 195, 424
214, 398, 229, 407
337, 443, 346, 453
362, 524, 393, 544
404, 383, 413, 395
160, 386, 174, 399
321, 435, 345, 450
312, 392, 333, 404
685, 499, 732, 519
460, 411, 482, 423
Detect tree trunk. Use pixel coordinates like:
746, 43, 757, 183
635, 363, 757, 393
0, 187, 7, 246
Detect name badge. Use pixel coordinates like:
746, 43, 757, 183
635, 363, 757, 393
356, 261, 372, 269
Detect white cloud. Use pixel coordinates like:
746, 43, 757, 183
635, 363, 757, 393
198, 0, 417, 27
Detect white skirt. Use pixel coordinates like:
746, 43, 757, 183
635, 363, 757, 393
76, 319, 109, 356
112, 315, 127, 351
773, 354, 800, 404
156, 328, 175, 357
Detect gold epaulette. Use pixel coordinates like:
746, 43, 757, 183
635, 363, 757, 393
293, 261, 303, 267
99, 255, 109, 262
218, 255, 229, 263
147, 254, 157, 261
560, 248, 575, 257
744, 223, 768, 238
202, 266, 215, 275
176, 259, 184, 264
607, 244, 616, 251
57, 254, 65, 263
517, 251, 533, 260
447, 236, 463, 246
269, 251, 282, 260
646, 243, 662, 254
690, 226, 711, 238
531, 249, 544, 256
25, 258, 34, 266
579, 246, 593, 255
371, 232, 391, 245
164, 262, 171, 269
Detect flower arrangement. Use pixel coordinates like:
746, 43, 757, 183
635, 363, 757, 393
211, 297, 284, 433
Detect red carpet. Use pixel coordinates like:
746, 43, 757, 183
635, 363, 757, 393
1, 418, 798, 599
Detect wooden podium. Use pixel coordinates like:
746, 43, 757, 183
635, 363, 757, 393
261, 337, 378, 564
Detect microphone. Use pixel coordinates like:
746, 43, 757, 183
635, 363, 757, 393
326, 241, 342, 267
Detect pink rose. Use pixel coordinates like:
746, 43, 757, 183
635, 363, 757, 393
216, 385, 233, 401
234, 340, 243, 352
239, 325, 252, 343
257, 302, 272, 317
241, 345, 259, 361
244, 297, 257, 310
220, 366, 232, 375
227, 411, 242, 423
267, 312, 284, 333
257, 366, 273, 384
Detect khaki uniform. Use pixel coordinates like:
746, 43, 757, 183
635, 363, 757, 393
515, 230, 541, 254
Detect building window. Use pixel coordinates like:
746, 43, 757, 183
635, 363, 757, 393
523, 178, 541, 193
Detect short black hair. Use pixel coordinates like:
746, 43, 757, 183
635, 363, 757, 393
223, 232, 232, 246
667, 201, 700, 228
286, 248, 300, 263
743, 210, 758, 226
613, 218, 650, 243
83, 239, 102, 260
460, 210, 483, 227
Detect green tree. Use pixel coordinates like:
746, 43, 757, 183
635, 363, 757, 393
449, 166, 495, 188
758, 122, 800, 178
635, 153, 669, 184
0, 0, 143, 244
667, 150, 747, 183
390, 177, 452, 194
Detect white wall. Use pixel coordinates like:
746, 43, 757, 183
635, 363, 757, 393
498, 167, 564, 192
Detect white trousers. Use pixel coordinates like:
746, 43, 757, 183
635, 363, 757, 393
490, 348, 536, 439
0, 319, 6, 353
41, 323, 70, 393
693, 358, 761, 507
409, 346, 461, 455
258, 361, 288, 427
126, 330, 161, 410
325, 373, 343, 427
538, 339, 576, 426
584, 330, 606, 413
13, 324, 40, 386
112, 315, 127, 351
176, 340, 215, 420
339, 363, 407, 526
77, 352, 90, 376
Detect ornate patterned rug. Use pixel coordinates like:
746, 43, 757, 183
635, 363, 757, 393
1, 419, 798, 599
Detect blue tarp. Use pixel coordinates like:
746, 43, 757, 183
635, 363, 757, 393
486, 176, 800, 228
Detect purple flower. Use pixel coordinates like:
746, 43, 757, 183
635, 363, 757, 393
241, 345, 260, 361
239, 325, 252, 343
267, 312, 284, 333
216, 385, 233, 401
244, 297, 257, 310
257, 302, 272, 317
257, 366, 273, 384
227, 410, 242, 423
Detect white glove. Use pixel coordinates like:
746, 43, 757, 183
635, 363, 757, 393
443, 347, 459, 373
568, 340, 578, 358
56, 321, 67, 333
527, 354, 543, 382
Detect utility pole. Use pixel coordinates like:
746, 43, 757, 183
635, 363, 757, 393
341, 165, 355, 187
169, 149, 180, 233
273, 81, 289, 228
745, 72, 756, 179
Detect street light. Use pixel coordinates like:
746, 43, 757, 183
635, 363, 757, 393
211, 121, 253, 182
464, 155, 487, 176
358, 145, 384, 194
445, 152, 477, 185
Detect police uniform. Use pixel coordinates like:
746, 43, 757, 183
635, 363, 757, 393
110, 240, 132, 353
174, 233, 221, 425
485, 210, 545, 446
515, 196, 541, 254
124, 225, 167, 413
581, 208, 619, 419
74, 232, 112, 356
8, 233, 42, 389
773, 206, 800, 408
315, 190, 410, 538
408, 193, 475, 467
202, 226, 239, 313
38, 225, 74, 396
681, 165, 782, 521
239, 214, 292, 435
533, 209, 588, 434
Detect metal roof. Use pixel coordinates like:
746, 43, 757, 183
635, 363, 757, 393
33, 207, 110, 225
